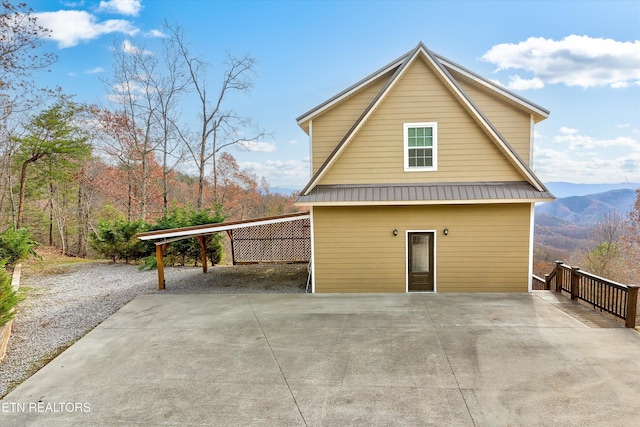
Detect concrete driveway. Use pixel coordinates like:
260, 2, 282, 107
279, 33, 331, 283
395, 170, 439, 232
2, 292, 640, 426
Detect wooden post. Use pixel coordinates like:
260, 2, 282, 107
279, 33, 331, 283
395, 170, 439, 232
197, 235, 208, 274
544, 274, 550, 290
555, 261, 564, 293
156, 243, 166, 290
625, 285, 638, 328
570, 266, 580, 300
226, 230, 236, 265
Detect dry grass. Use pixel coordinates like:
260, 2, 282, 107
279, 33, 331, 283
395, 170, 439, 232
20, 246, 99, 279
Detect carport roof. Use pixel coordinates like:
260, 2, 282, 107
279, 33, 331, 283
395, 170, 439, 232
137, 211, 310, 245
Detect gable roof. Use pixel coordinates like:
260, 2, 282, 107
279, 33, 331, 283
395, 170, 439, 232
434, 54, 549, 123
298, 42, 550, 197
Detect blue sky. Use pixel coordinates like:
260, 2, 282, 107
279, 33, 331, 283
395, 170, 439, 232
26, 0, 640, 189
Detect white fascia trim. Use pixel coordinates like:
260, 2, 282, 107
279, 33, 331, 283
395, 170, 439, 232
437, 56, 549, 119
294, 198, 554, 207
140, 214, 311, 243
422, 50, 545, 192
529, 115, 534, 168
296, 59, 405, 125
405, 230, 437, 293
528, 203, 534, 292
309, 120, 314, 178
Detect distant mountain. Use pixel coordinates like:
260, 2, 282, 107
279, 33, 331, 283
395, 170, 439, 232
534, 211, 590, 252
537, 188, 636, 226
269, 187, 299, 196
534, 188, 638, 260
545, 182, 639, 198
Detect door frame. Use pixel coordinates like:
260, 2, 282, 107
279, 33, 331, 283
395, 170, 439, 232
405, 230, 437, 293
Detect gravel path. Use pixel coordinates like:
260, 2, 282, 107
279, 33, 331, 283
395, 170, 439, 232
0, 262, 308, 398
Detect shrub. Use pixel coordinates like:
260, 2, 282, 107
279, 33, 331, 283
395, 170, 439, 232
140, 207, 225, 270
89, 219, 150, 263
0, 262, 19, 327
0, 227, 38, 267
90, 207, 225, 269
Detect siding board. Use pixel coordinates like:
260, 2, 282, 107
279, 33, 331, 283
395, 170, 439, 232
313, 204, 531, 293
315, 57, 524, 185
311, 70, 393, 174
455, 77, 531, 164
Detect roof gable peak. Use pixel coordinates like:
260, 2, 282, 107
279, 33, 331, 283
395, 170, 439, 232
299, 43, 549, 196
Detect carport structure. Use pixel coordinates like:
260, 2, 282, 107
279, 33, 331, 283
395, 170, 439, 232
137, 212, 311, 289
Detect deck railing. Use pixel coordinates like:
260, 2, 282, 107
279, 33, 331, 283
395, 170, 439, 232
532, 274, 547, 290
540, 261, 638, 328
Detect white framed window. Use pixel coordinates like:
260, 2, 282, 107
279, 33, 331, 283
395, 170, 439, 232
404, 122, 437, 171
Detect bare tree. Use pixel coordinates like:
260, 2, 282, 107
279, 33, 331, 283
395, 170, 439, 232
0, 2, 56, 228
167, 24, 265, 208
106, 39, 160, 220
137, 27, 189, 212
105, 35, 190, 217
621, 188, 640, 283
0, 1, 56, 118
583, 211, 627, 281
91, 107, 141, 221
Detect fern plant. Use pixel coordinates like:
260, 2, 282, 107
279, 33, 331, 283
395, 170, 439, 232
0, 262, 20, 327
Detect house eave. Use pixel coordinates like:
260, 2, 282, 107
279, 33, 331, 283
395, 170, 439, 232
296, 55, 408, 130
435, 54, 550, 123
295, 198, 554, 207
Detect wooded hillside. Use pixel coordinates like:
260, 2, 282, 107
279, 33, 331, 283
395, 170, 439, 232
0, 3, 298, 258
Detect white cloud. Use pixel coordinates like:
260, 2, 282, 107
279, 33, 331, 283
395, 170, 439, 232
98, 0, 142, 16
106, 81, 144, 103
35, 10, 138, 48
237, 140, 277, 153
559, 126, 579, 135
146, 29, 167, 38
288, 139, 299, 145
482, 35, 640, 89
617, 124, 631, 128
505, 75, 544, 90
534, 146, 640, 184
122, 39, 152, 55
553, 132, 639, 152
239, 159, 310, 188
85, 66, 104, 74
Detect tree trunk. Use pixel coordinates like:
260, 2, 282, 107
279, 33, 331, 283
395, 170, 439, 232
127, 170, 133, 222
77, 183, 84, 257
4, 163, 18, 229
17, 159, 30, 229
197, 134, 206, 208
49, 182, 54, 246
163, 162, 169, 213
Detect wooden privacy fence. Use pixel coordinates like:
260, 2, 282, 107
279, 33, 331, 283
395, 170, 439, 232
536, 261, 638, 328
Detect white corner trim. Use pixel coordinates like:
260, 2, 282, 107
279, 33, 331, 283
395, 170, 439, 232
528, 203, 535, 292
310, 207, 316, 293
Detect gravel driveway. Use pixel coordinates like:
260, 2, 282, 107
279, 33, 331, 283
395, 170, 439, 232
0, 262, 308, 398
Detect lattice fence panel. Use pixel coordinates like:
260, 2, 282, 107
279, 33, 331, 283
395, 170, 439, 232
232, 218, 310, 263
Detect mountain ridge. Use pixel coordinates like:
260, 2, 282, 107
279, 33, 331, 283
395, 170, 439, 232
545, 182, 639, 198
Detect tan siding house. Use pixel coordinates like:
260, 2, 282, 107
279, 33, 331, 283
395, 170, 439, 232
296, 42, 554, 293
